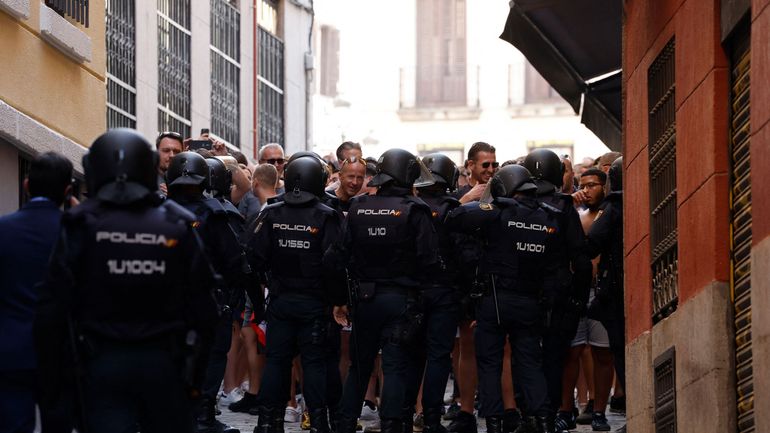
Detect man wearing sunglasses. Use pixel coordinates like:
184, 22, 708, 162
259, 143, 287, 194
456, 142, 498, 205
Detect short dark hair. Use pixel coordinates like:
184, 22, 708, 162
231, 151, 248, 166
155, 131, 184, 149
27, 152, 73, 206
581, 167, 607, 184
467, 142, 496, 161
336, 141, 362, 161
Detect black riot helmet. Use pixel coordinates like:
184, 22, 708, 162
83, 128, 158, 204
205, 157, 232, 198
287, 151, 324, 164
368, 148, 434, 188
490, 165, 537, 198
523, 148, 564, 194
608, 156, 623, 193
422, 153, 459, 191
167, 151, 210, 191
284, 156, 326, 205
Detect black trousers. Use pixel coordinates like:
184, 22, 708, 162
340, 291, 410, 420
474, 292, 549, 418
84, 342, 193, 433
404, 287, 459, 414
256, 293, 329, 411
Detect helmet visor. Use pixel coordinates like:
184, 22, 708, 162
413, 158, 436, 188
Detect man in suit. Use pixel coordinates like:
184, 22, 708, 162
0, 151, 73, 433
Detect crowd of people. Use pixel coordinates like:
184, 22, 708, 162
0, 129, 625, 433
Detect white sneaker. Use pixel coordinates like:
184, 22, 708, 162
363, 418, 381, 433
285, 405, 303, 423
360, 403, 379, 421
218, 388, 243, 407
240, 380, 250, 393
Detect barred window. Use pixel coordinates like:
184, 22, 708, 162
649, 38, 678, 323
157, 0, 192, 138
258, 26, 284, 147
211, 0, 240, 147
45, 0, 89, 27
106, 0, 136, 129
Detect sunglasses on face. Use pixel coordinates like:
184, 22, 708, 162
262, 158, 285, 165
479, 161, 500, 169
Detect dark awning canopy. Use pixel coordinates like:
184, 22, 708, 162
500, 0, 622, 151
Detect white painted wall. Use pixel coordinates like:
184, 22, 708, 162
135, 1, 159, 141
282, 0, 313, 155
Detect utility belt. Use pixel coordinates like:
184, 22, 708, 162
351, 279, 417, 301
470, 275, 540, 299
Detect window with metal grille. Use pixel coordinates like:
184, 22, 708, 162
157, 0, 191, 138
210, 0, 240, 146
106, 0, 136, 129
729, 27, 754, 433
258, 26, 284, 147
415, 0, 467, 106
648, 38, 678, 324
45, 0, 89, 27
654, 347, 677, 433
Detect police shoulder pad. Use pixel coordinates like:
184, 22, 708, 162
538, 201, 563, 215
221, 199, 244, 221
160, 199, 197, 224
404, 195, 432, 213
63, 198, 101, 223
202, 197, 227, 215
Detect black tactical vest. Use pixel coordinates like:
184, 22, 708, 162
264, 201, 337, 293
482, 198, 558, 294
72, 200, 200, 340
347, 195, 419, 286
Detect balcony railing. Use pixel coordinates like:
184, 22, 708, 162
46, 0, 89, 27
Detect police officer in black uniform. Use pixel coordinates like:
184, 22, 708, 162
34, 128, 220, 433
522, 149, 592, 432
326, 148, 439, 433
167, 151, 257, 433
446, 165, 559, 433
404, 153, 462, 433
245, 156, 344, 433
585, 157, 625, 413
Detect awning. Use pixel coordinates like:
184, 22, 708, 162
500, 0, 622, 151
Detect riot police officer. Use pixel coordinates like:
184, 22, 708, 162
406, 153, 462, 433
446, 165, 559, 433
34, 128, 220, 433
326, 148, 439, 433
585, 157, 625, 415
245, 156, 344, 433
168, 151, 257, 433
522, 149, 592, 431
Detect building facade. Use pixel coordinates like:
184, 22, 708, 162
624, 0, 768, 432
0, 0, 106, 214
311, 0, 608, 163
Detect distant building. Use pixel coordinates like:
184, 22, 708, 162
311, 0, 608, 163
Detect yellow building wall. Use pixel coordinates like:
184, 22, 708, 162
0, 1, 106, 148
